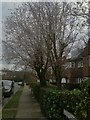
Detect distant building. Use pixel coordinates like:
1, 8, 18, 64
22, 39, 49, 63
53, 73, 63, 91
65, 39, 90, 83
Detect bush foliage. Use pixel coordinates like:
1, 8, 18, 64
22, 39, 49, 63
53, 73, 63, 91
31, 78, 90, 120
74, 78, 90, 120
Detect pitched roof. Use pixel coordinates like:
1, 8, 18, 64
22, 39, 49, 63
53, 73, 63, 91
67, 39, 90, 61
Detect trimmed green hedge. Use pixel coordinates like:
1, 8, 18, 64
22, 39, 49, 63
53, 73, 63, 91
32, 84, 41, 102
74, 78, 90, 120
31, 78, 90, 120
51, 83, 80, 90
40, 88, 64, 120
32, 84, 81, 119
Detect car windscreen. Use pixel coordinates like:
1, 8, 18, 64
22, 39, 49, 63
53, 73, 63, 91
2, 80, 12, 86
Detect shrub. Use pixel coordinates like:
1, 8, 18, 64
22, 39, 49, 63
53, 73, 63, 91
61, 83, 80, 90
40, 88, 63, 120
80, 78, 90, 93
32, 83, 41, 102
74, 78, 90, 120
50, 83, 80, 90
32, 78, 90, 120
32, 84, 81, 120
30, 82, 38, 88
62, 89, 81, 113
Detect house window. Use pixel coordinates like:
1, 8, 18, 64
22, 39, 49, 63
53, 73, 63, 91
77, 78, 82, 83
89, 55, 90, 66
78, 61, 83, 68
71, 62, 75, 68
65, 62, 70, 68
69, 62, 72, 68
65, 62, 75, 68
65, 62, 72, 68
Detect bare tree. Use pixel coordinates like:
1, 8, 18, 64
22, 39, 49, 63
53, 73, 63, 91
3, 2, 88, 87
26, 2, 88, 86
3, 3, 48, 86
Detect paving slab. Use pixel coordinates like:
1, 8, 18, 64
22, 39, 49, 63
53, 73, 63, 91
16, 84, 46, 119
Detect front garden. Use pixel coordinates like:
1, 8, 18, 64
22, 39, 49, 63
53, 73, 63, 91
30, 78, 90, 120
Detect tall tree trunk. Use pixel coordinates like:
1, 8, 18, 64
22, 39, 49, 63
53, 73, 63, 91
37, 71, 47, 87
53, 66, 62, 88
34, 58, 48, 87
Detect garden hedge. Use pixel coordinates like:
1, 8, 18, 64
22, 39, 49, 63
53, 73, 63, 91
31, 78, 90, 120
32, 85, 80, 119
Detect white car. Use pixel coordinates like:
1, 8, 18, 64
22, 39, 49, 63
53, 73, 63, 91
18, 82, 23, 86
2, 80, 14, 97
0, 81, 2, 104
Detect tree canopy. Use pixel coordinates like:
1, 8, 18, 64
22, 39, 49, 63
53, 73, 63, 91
3, 2, 89, 86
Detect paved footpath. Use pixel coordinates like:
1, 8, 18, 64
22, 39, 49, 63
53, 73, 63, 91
16, 84, 46, 119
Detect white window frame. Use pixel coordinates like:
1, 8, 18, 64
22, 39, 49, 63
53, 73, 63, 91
78, 61, 83, 68
71, 62, 75, 68
65, 62, 75, 68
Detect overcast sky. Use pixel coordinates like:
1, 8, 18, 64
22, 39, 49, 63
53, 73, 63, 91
0, 2, 20, 70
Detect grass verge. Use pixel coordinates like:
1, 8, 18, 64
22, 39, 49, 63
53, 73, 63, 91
2, 109, 17, 118
2, 87, 23, 119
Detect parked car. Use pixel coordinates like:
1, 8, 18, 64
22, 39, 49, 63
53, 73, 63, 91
0, 81, 3, 104
18, 82, 22, 85
2, 80, 14, 97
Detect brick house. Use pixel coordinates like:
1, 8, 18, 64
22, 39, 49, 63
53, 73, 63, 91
65, 39, 90, 83
83, 39, 90, 78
